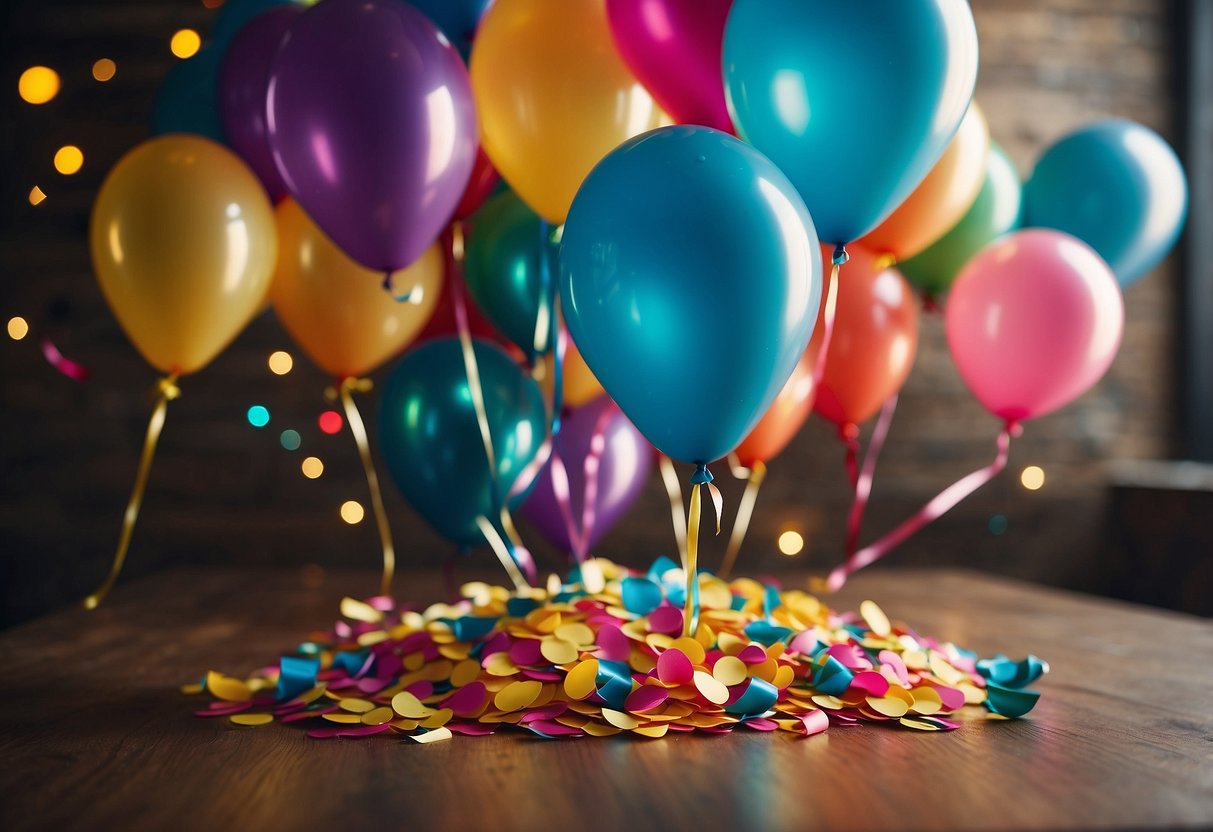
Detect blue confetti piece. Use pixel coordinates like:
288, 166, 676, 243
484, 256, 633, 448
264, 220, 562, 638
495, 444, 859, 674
275, 655, 320, 702
647, 556, 681, 582
763, 584, 782, 620
621, 576, 664, 616
507, 597, 540, 617
595, 659, 634, 710
726, 677, 779, 716
332, 650, 368, 676
985, 681, 1042, 718
296, 642, 322, 656
745, 620, 794, 646
731, 594, 748, 612
977, 654, 1047, 690
814, 656, 854, 696
449, 616, 498, 642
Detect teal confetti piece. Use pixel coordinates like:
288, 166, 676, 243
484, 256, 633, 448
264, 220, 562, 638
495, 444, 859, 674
814, 656, 853, 696
449, 616, 498, 642
621, 576, 663, 616
332, 650, 368, 676
595, 659, 634, 710
647, 556, 681, 582
726, 677, 779, 716
731, 594, 748, 612
763, 584, 782, 619
977, 655, 1047, 689
507, 597, 540, 617
984, 681, 1041, 718
275, 655, 320, 702
745, 620, 794, 646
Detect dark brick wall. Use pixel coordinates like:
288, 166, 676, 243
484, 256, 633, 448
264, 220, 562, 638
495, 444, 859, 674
0, 0, 1192, 626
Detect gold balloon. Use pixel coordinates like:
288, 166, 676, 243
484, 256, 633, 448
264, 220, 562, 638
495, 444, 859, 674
271, 199, 443, 378
542, 336, 605, 408
90, 135, 277, 375
470, 0, 663, 224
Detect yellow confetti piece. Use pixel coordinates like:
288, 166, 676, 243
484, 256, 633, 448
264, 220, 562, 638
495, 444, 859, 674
860, 599, 891, 637
580, 559, 606, 594
484, 653, 519, 677
391, 691, 432, 719
555, 622, 594, 645
811, 695, 845, 710
180, 682, 203, 695
866, 696, 910, 718
899, 716, 942, 731
929, 652, 966, 686
410, 727, 452, 744
403, 652, 426, 672
420, 708, 453, 729
712, 656, 748, 687
582, 721, 623, 737
717, 632, 746, 655
960, 683, 988, 705
494, 680, 543, 713
338, 698, 375, 714
772, 664, 795, 689
645, 632, 675, 651
540, 637, 579, 665
340, 596, 382, 623
693, 670, 729, 705
910, 687, 943, 715
564, 659, 599, 700
361, 707, 395, 726
632, 723, 669, 738
601, 708, 641, 730
669, 636, 706, 666
390, 719, 420, 732
450, 659, 481, 687
322, 713, 364, 724
206, 671, 251, 702
229, 713, 273, 727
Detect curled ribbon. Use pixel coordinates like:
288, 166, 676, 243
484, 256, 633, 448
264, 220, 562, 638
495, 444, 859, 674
84, 373, 180, 609
682, 464, 723, 638
844, 392, 899, 559
718, 458, 767, 580
810, 245, 847, 395
333, 377, 396, 598
825, 422, 1019, 592
658, 454, 687, 562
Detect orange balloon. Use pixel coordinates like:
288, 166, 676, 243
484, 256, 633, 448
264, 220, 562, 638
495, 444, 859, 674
731, 346, 818, 467
270, 199, 443, 378
813, 245, 920, 429
470, 0, 663, 223
542, 335, 605, 408
859, 103, 989, 261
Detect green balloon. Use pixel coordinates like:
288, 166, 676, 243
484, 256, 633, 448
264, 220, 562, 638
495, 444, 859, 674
900, 144, 1023, 296
463, 190, 560, 361
378, 337, 547, 546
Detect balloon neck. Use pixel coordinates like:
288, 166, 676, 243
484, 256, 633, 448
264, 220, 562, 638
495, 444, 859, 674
831, 244, 850, 266
838, 422, 860, 443
1004, 420, 1024, 438
690, 463, 714, 486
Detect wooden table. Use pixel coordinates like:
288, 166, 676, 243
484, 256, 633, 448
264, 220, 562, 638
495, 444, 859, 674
1, 566, 1210, 831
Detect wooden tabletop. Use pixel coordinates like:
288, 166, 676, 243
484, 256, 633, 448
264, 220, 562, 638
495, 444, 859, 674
1, 565, 1210, 831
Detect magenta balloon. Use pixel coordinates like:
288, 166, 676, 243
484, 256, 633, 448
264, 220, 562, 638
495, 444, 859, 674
522, 397, 654, 556
218, 6, 302, 201
945, 229, 1124, 423
606, 0, 734, 132
267, 0, 478, 271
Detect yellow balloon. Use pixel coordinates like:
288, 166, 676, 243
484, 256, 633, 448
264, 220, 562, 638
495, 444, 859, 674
542, 336, 605, 408
90, 135, 277, 375
471, 0, 663, 224
271, 199, 443, 378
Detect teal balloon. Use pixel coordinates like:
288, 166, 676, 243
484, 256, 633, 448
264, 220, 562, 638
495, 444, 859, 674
464, 191, 559, 361
408, 0, 494, 61
1024, 119, 1188, 288
379, 337, 547, 545
151, 49, 225, 142
723, 0, 978, 245
560, 126, 821, 465
211, 0, 304, 49
900, 144, 1023, 296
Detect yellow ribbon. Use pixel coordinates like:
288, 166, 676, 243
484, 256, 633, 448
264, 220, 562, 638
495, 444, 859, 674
718, 459, 767, 580
475, 516, 529, 593
684, 482, 702, 638
335, 377, 396, 598
84, 373, 180, 609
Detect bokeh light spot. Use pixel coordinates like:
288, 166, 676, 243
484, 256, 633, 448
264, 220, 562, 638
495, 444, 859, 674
268, 350, 293, 375
7, 317, 30, 340
54, 146, 83, 175
301, 456, 324, 479
92, 59, 116, 82
280, 429, 301, 451
170, 29, 202, 59
247, 405, 270, 427
319, 410, 343, 435
1020, 465, 1045, 491
18, 66, 59, 104
340, 500, 365, 524
777, 530, 804, 556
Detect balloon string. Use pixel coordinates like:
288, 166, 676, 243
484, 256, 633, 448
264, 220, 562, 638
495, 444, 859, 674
577, 403, 612, 561
825, 423, 1016, 592
842, 426, 861, 490
40, 335, 91, 382
549, 451, 583, 560
844, 393, 899, 559
84, 372, 180, 609
498, 507, 537, 583
475, 516, 529, 593
718, 460, 767, 579
533, 220, 553, 364
684, 482, 702, 638
658, 454, 687, 562
810, 248, 845, 394
338, 378, 396, 598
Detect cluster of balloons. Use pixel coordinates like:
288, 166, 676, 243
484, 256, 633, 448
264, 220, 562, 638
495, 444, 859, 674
91, 0, 1189, 586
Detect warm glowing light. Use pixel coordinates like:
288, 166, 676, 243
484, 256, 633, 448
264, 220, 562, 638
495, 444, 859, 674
318, 410, 343, 435
340, 500, 365, 524
247, 405, 270, 427
268, 350, 293, 375
18, 66, 59, 104
280, 429, 302, 451
53, 145, 83, 175
1020, 465, 1045, 491
28, 186, 46, 205
92, 59, 116, 82
777, 530, 804, 556
170, 29, 202, 59
301, 456, 324, 479
7, 317, 30, 340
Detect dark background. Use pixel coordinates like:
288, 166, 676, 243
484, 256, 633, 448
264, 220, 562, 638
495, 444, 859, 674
2, 0, 1211, 627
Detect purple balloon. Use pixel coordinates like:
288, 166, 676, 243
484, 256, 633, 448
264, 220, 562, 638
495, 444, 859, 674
218, 6, 302, 200
606, 0, 734, 133
267, 0, 478, 271
522, 397, 653, 557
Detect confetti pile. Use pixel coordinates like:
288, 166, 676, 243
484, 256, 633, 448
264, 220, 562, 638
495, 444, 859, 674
187, 558, 1046, 742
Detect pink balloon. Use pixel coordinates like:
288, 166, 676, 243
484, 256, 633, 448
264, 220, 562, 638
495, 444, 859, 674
606, 0, 734, 132
945, 229, 1124, 423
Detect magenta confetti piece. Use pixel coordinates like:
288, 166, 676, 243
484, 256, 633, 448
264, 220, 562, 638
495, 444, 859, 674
656, 649, 694, 685
595, 623, 632, 663
356, 677, 390, 694
519, 703, 569, 724
879, 650, 910, 685
443, 682, 488, 717
826, 643, 873, 671
398, 631, 432, 653
528, 720, 584, 737
39, 335, 91, 381
509, 638, 543, 667
521, 669, 564, 682
625, 685, 669, 713
923, 717, 960, 731
849, 671, 891, 698
405, 680, 434, 700
448, 722, 498, 736
648, 604, 683, 635
737, 644, 767, 664
195, 702, 252, 717
279, 705, 338, 724
742, 717, 779, 732
926, 683, 966, 711
480, 631, 511, 659
800, 711, 829, 736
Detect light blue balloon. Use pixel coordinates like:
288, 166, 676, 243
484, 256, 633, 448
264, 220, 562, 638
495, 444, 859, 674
1023, 119, 1188, 288
150, 48, 225, 142
723, 0, 979, 245
378, 337, 547, 546
560, 126, 821, 466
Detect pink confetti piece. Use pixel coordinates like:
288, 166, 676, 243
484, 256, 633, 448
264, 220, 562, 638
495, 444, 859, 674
826, 643, 873, 671
879, 650, 910, 685
443, 682, 488, 717
527, 720, 584, 737
849, 671, 891, 698
656, 649, 694, 685
195, 702, 252, 717
519, 703, 569, 724
742, 717, 780, 732
625, 686, 669, 713
922, 716, 960, 731
520, 669, 564, 682
279, 705, 338, 724
447, 722, 498, 736
480, 632, 511, 659
405, 681, 434, 700
737, 644, 767, 664
356, 677, 390, 694
924, 682, 966, 711
799, 710, 829, 737
306, 723, 392, 739
509, 638, 543, 667
648, 604, 684, 635
595, 623, 632, 663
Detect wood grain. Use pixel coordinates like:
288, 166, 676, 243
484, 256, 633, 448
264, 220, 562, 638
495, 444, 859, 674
1, 567, 1210, 831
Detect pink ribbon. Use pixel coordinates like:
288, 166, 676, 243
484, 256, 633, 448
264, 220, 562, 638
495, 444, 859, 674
844, 393, 899, 559
40, 335, 90, 382
547, 402, 613, 563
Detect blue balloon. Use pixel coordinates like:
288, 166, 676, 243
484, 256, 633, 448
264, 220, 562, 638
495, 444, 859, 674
560, 126, 821, 466
150, 48, 225, 142
379, 337, 547, 546
408, 0, 494, 60
723, 0, 978, 245
211, 0, 304, 49
1023, 119, 1188, 288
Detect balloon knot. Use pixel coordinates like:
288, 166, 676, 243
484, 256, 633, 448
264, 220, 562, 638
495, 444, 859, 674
839, 422, 860, 442
690, 464, 714, 486
831, 244, 850, 266
1006, 420, 1024, 438
157, 375, 181, 401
